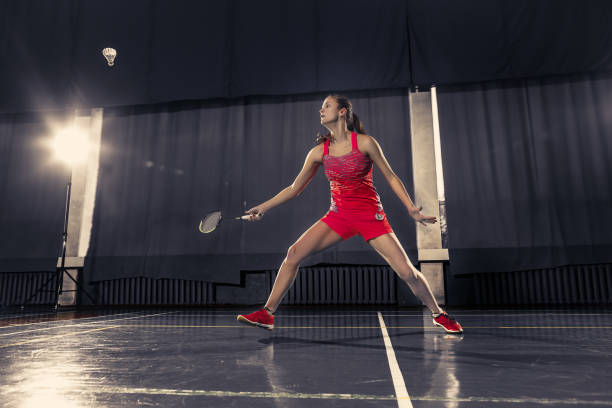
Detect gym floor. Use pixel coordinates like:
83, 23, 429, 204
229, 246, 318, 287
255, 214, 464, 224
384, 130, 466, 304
0, 307, 611, 407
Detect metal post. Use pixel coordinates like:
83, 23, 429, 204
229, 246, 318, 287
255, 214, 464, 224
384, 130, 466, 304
55, 174, 72, 309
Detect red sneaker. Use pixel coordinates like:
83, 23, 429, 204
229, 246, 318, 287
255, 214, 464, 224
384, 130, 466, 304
237, 308, 274, 330
433, 313, 463, 334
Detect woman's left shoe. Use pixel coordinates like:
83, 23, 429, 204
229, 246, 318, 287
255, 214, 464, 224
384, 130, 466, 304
237, 308, 274, 330
433, 313, 463, 334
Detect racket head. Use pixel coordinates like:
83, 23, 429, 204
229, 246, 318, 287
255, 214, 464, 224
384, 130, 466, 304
199, 211, 222, 233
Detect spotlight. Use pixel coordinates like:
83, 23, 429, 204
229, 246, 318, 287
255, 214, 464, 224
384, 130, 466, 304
51, 126, 89, 165
23, 123, 96, 309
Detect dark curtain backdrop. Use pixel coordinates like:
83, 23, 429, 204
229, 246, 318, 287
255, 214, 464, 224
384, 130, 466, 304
4, 0, 612, 113
408, 0, 612, 87
0, 0, 410, 113
0, 112, 70, 272
85, 89, 417, 283
438, 72, 612, 275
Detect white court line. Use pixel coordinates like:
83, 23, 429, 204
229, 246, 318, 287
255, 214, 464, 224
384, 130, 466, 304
2, 384, 609, 406
0, 384, 395, 401
377, 311, 413, 408
381, 313, 612, 317
0, 311, 178, 337
0, 310, 143, 331
0, 312, 58, 320
164, 312, 612, 317
163, 314, 384, 318
0, 326, 121, 349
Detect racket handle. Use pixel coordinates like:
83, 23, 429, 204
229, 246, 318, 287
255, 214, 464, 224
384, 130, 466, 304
236, 214, 263, 220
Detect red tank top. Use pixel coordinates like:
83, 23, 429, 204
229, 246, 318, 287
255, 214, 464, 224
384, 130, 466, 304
323, 132, 384, 213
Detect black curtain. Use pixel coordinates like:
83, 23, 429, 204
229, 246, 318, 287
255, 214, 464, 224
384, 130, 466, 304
4, 0, 612, 113
408, 0, 612, 86
438, 72, 612, 275
0, 0, 411, 113
0, 0, 76, 113
0, 111, 70, 272
85, 89, 417, 283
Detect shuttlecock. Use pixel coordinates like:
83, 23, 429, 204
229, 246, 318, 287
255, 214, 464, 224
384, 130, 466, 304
102, 47, 117, 66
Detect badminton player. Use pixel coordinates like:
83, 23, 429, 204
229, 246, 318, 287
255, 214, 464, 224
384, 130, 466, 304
237, 94, 462, 334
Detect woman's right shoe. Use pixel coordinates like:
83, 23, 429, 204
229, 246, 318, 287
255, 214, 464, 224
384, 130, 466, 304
433, 313, 463, 334
237, 308, 274, 330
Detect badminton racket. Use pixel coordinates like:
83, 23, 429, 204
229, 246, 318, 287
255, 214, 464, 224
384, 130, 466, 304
198, 210, 255, 234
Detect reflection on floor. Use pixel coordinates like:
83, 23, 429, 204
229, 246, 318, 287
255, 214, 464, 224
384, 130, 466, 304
0, 306, 611, 407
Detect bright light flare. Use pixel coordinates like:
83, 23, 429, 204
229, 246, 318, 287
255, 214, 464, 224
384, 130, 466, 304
51, 126, 90, 165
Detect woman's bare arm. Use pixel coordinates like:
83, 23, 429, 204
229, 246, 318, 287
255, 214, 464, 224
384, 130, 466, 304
359, 134, 437, 224
245, 144, 323, 219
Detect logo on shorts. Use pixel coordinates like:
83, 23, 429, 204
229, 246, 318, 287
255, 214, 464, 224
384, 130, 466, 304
375, 213, 384, 221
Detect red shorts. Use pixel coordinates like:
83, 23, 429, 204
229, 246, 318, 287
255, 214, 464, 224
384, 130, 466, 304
321, 210, 394, 241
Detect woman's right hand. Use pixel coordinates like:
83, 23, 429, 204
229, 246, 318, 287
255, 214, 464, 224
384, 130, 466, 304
245, 205, 266, 221
409, 206, 437, 226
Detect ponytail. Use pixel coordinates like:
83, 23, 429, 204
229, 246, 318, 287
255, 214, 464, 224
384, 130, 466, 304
315, 132, 332, 145
348, 113, 366, 134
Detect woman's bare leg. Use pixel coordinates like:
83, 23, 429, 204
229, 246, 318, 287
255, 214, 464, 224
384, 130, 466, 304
368, 233, 443, 314
264, 221, 342, 313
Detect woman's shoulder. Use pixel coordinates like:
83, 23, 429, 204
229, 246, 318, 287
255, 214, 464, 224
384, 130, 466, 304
356, 133, 375, 143
356, 133, 377, 151
356, 134, 387, 159
307, 143, 325, 163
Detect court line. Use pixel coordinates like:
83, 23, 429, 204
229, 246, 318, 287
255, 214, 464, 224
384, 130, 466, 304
495, 326, 612, 329
81, 324, 389, 329
5, 384, 608, 406
377, 311, 413, 408
410, 395, 612, 406
0, 311, 145, 330
152, 312, 612, 317
0, 326, 120, 349
0, 385, 395, 401
90, 324, 612, 329
383, 313, 612, 317
0, 311, 58, 320
158, 314, 386, 317
0, 311, 178, 337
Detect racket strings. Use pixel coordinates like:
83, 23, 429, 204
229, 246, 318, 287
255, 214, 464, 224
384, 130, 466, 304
199, 211, 222, 233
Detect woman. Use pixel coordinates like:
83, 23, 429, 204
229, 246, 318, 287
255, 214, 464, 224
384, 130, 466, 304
237, 94, 462, 334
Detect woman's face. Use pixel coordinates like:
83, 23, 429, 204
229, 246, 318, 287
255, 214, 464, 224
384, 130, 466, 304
319, 97, 345, 125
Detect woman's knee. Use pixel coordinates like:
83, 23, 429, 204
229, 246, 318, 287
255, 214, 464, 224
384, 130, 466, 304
285, 244, 304, 267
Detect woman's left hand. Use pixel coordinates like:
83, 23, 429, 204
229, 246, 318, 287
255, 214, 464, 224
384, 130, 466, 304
409, 206, 437, 226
